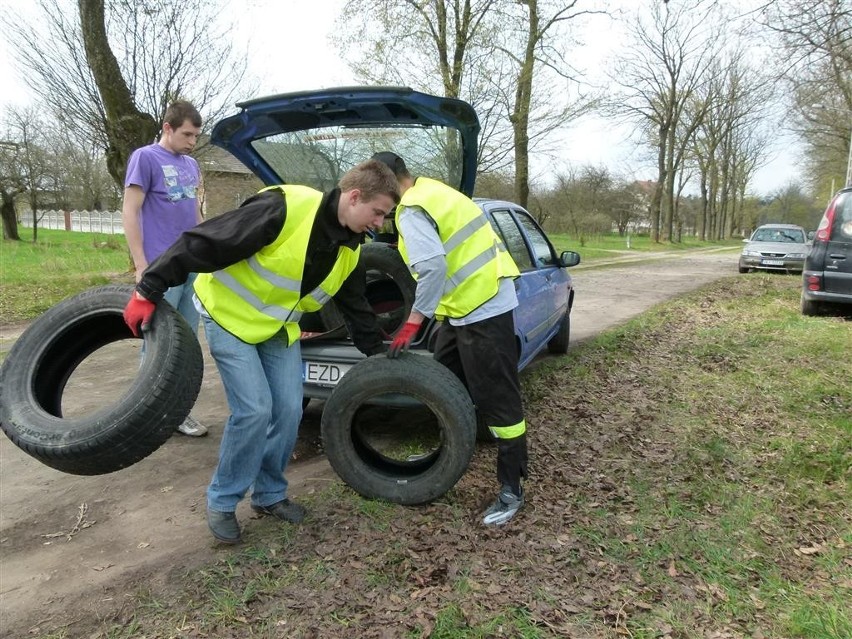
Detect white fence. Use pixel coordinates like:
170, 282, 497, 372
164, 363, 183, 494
19, 209, 124, 234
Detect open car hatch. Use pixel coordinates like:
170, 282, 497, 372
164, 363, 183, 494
210, 86, 480, 196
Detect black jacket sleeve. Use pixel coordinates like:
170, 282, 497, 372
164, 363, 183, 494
333, 259, 387, 356
137, 191, 285, 301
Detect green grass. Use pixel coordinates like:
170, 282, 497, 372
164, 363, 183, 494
32, 273, 849, 639
548, 230, 741, 257
0, 226, 741, 324
1, 226, 132, 323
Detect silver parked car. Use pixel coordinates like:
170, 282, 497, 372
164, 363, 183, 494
738, 223, 810, 274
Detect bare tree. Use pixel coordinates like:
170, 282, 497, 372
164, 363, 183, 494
5, 0, 254, 186
336, 0, 598, 207
487, 0, 600, 207
609, 0, 724, 242
760, 0, 852, 193
337, 0, 505, 170
6, 108, 53, 242
692, 52, 773, 239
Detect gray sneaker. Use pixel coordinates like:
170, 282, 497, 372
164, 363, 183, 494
176, 415, 208, 437
251, 499, 306, 523
482, 486, 524, 527
207, 508, 241, 544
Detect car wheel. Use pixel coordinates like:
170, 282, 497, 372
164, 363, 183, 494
547, 311, 571, 355
738, 265, 750, 274
321, 353, 476, 505
0, 285, 203, 475
361, 242, 417, 336
800, 291, 823, 317
305, 242, 416, 336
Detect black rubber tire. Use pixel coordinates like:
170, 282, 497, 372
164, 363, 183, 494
738, 266, 750, 274
304, 242, 416, 336
361, 242, 416, 336
547, 311, 571, 354
321, 353, 476, 505
0, 285, 203, 475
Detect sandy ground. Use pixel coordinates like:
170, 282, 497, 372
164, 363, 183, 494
0, 249, 740, 637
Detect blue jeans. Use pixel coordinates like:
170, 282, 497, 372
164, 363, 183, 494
202, 316, 304, 513
163, 273, 200, 335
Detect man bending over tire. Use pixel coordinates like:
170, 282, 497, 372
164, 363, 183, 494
372, 151, 528, 527
123, 160, 398, 544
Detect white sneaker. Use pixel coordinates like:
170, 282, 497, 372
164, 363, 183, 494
176, 415, 208, 437
482, 486, 524, 526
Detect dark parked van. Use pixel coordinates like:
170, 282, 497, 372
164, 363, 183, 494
801, 186, 852, 316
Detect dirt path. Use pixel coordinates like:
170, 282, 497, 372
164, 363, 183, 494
0, 249, 740, 637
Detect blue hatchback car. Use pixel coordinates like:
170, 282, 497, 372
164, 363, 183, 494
210, 87, 580, 402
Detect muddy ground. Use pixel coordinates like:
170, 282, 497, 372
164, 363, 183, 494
0, 249, 739, 637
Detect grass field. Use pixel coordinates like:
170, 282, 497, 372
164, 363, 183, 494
1, 227, 132, 324
31, 274, 850, 639
0, 226, 740, 324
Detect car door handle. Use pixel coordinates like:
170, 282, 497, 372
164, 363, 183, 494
829, 254, 846, 259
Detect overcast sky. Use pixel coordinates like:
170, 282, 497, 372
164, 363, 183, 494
0, 0, 801, 196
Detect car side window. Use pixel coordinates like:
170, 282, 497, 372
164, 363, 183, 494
836, 193, 852, 239
513, 210, 557, 266
489, 210, 535, 270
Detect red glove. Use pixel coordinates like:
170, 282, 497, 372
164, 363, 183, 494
123, 293, 156, 337
388, 321, 420, 358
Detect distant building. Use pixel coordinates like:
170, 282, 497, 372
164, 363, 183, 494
193, 140, 263, 217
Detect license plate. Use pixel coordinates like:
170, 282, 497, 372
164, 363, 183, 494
302, 361, 352, 387
761, 259, 784, 266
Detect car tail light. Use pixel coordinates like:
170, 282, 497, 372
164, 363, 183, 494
814, 198, 837, 242
806, 275, 822, 291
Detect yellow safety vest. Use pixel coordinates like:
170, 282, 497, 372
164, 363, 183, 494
194, 185, 360, 344
396, 177, 519, 320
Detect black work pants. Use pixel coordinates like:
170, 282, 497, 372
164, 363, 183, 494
433, 310, 528, 494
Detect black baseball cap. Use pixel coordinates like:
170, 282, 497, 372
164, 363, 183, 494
371, 151, 408, 177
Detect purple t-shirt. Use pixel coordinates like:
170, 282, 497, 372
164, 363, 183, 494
125, 143, 200, 262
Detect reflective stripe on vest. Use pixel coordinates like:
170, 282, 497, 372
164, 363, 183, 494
489, 420, 527, 440
194, 185, 359, 344
397, 177, 519, 320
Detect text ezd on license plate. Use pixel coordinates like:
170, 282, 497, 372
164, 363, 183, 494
302, 361, 351, 387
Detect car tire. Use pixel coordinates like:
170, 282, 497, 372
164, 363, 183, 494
361, 242, 417, 336
0, 285, 203, 475
800, 291, 823, 317
305, 242, 416, 336
738, 265, 750, 274
547, 311, 571, 355
321, 353, 476, 505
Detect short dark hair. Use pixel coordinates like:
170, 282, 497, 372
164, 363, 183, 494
371, 151, 410, 180
164, 100, 202, 129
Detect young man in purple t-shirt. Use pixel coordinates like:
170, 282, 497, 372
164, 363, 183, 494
122, 100, 208, 437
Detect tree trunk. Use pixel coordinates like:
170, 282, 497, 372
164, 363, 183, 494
1, 192, 21, 240
78, 0, 159, 186
511, 0, 538, 209
31, 205, 39, 243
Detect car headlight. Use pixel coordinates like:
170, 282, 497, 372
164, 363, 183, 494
742, 250, 762, 257
787, 253, 806, 259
